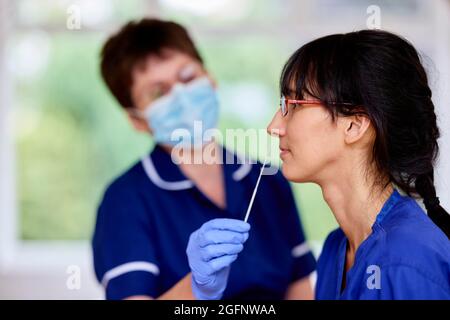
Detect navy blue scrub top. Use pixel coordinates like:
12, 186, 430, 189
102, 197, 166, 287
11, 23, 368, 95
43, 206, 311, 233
316, 189, 450, 300
92, 145, 316, 300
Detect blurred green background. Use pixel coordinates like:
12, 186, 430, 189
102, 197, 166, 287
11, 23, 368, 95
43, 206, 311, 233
14, 0, 338, 241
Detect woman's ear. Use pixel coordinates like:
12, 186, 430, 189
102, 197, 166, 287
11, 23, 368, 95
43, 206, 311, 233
210, 77, 217, 89
343, 115, 372, 145
126, 112, 152, 134
205, 71, 217, 89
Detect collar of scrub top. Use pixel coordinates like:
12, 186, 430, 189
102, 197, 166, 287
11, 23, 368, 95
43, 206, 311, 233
141, 144, 253, 191
373, 189, 402, 228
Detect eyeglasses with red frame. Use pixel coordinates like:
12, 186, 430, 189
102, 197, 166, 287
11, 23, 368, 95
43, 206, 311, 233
280, 96, 355, 117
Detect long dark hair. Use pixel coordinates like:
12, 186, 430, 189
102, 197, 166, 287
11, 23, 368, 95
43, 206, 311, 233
280, 30, 450, 238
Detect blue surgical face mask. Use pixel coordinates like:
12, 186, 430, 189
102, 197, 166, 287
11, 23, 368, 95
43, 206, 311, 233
143, 76, 219, 148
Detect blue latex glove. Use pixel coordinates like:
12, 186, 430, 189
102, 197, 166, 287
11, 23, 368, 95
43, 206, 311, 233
186, 218, 251, 300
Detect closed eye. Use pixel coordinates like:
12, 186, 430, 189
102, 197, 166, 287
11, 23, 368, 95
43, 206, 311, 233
180, 74, 196, 84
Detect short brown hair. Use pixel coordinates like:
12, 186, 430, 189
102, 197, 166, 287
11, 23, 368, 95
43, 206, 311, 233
100, 18, 203, 108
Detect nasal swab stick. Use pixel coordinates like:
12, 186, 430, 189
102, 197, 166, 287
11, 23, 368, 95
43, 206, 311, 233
244, 157, 268, 223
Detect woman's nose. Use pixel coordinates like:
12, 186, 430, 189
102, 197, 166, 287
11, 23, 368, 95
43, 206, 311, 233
267, 110, 286, 138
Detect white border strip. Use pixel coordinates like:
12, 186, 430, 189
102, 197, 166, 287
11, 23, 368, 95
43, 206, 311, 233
101, 261, 160, 288
0, 0, 17, 271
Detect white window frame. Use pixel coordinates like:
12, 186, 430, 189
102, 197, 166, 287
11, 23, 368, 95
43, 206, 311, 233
0, 0, 102, 299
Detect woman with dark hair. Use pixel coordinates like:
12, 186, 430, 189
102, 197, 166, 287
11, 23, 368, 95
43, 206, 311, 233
269, 29, 450, 299
187, 30, 450, 299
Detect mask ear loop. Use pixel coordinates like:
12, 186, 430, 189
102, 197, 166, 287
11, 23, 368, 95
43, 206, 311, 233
243, 156, 268, 223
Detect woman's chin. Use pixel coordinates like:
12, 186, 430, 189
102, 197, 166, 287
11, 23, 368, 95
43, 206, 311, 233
281, 163, 309, 183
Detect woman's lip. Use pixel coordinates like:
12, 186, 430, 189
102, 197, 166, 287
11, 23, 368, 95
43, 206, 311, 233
279, 148, 290, 158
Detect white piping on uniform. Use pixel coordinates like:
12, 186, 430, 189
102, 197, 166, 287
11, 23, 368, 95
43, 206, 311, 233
141, 155, 194, 191
232, 162, 253, 181
101, 261, 160, 288
142, 152, 254, 190
291, 242, 311, 258
232, 152, 253, 181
